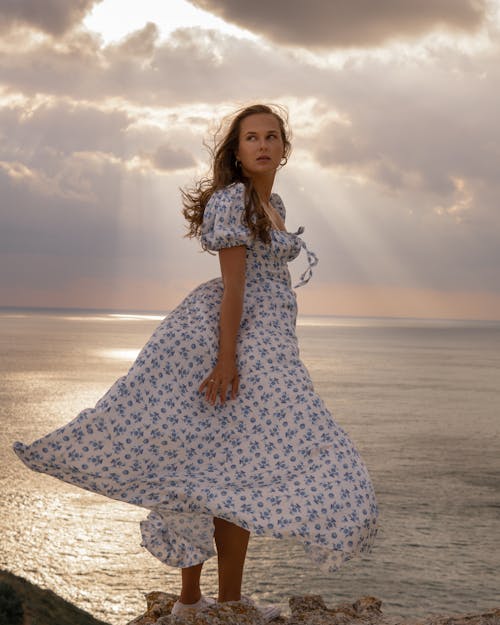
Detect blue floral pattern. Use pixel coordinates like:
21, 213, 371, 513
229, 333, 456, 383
13, 182, 378, 571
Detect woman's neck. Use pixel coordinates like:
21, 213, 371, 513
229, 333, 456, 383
248, 173, 276, 202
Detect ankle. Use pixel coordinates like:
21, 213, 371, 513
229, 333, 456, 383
218, 592, 241, 602
179, 591, 202, 605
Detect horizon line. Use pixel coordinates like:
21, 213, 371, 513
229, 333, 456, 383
1, 305, 499, 325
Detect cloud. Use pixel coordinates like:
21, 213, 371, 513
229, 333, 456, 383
287, 167, 500, 295
0, 145, 199, 300
0, 0, 101, 37
304, 43, 500, 209
0, 101, 131, 161
0, 98, 200, 170
0, 28, 104, 98
0, 25, 306, 104
0, 99, 197, 262
1, 6, 499, 316
143, 144, 196, 171
189, 0, 488, 48
107, 21, 160, 57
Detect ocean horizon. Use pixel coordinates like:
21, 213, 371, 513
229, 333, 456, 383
2, 304, 500, 325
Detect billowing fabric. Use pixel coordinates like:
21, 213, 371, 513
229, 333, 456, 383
13, 182, 378, 571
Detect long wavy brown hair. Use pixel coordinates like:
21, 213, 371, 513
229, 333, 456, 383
181, 104, 291, 245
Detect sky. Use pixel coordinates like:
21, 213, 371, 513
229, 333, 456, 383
1, 0, 499, 320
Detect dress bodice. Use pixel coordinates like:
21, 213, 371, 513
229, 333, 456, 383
201, 183, 318, 291
245, 229, 318, 290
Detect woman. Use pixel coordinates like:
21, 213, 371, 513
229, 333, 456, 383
13, 104, 378, 621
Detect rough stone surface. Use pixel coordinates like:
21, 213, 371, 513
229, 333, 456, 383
127, 593, 500, 625
126, 592, 268, 625
0, 569, 111, 625
285, 593, 384, 625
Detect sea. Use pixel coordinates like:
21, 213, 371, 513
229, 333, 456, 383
1, 308, 499, 624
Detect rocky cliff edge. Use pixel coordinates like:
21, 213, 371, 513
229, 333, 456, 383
127, 592, 500, 625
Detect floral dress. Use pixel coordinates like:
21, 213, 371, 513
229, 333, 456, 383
13, 182, 378, 572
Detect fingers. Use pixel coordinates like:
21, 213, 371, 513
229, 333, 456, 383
198, 371, 239, 405
199, 374, 222, 405
198, 376, 214, 394
231, 374, 239, 400
199, 375, 219, 404
220, 372, 239, 405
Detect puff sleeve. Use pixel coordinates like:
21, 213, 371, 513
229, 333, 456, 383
201, 183, 252, 251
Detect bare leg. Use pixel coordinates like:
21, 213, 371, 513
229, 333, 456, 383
214, 516, 250, 602
179, 562, 203, 604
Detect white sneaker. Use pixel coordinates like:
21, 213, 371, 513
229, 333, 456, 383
171, 595, 216, 617
241, 595, 281, 622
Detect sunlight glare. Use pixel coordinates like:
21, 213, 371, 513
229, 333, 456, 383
109, 313, 164, 321
96, 348, 141, 361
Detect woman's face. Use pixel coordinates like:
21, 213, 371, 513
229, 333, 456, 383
236, 113, 285, 179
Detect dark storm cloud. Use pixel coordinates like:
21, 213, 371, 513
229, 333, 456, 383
0, 0, 101, 37
190, 0, 487, 48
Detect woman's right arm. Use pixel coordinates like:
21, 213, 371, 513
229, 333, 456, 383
199, 245, 246, 405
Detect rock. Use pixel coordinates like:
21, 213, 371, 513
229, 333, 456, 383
127, 595, 266, 625
352, 596, 383, 615
193, 600, 265, 625
287, 593, 383, 625
127, 594, 500, 625
0, 581, 24, 625
0, 570, 111, 625
126, 592, 177, 624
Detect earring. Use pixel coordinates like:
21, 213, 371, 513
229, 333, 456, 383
280, 156, 288, 167
235, 158, 240, 168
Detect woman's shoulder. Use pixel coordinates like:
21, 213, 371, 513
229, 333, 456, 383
209, 182, 246, 205
203, 183, 247, 225
201, 183, 251, 250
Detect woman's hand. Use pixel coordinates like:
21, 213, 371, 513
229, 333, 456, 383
199, 356, 239, 405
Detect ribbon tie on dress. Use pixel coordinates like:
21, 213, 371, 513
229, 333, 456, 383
293, 226, 319, 289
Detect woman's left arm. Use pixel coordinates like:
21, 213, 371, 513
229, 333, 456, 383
199, 245, 246, 405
